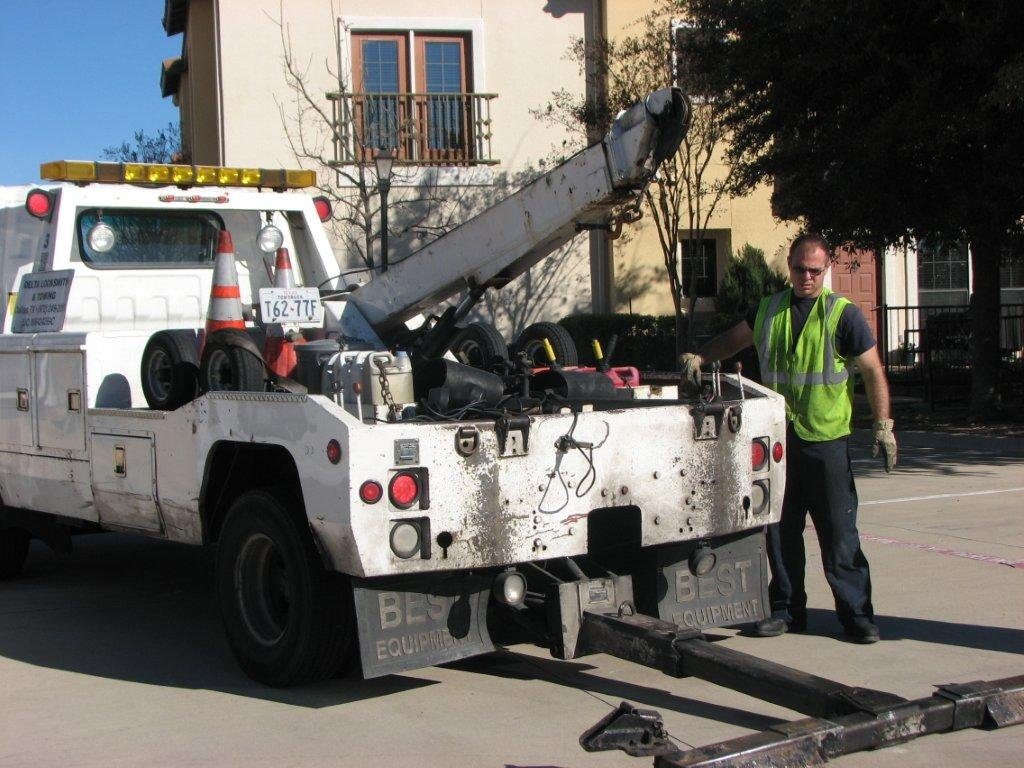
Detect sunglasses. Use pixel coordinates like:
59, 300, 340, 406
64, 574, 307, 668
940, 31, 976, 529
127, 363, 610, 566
790, 265, 826, 277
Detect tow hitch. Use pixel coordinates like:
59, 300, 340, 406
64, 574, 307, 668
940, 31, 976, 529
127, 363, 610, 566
575, 609, 1024, 767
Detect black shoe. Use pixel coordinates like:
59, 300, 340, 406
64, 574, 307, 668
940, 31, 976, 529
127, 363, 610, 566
752, 617, 787, 637
843, 618, 880, 644
788, 614, 808, 633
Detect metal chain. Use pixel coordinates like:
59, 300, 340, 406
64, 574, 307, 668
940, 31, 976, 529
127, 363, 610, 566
375, 357, 400, 420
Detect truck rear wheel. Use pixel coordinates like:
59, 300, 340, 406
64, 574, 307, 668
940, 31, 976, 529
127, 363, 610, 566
448, 322, 509, 368
141, 330, 200, 409
200, 329, 266, 393
216, 490, 355, 686
0, 527, 30, 579
513, 322, 579, 367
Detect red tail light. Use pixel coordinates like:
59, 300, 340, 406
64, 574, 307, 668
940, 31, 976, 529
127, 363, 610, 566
359, 480, 383, 504
752, 438, 768, 471
325, 439, 342, 464
773, 441, 785, 463
25, 189, 54, 220
313, 195, 332, 222
389, 472, 420, 509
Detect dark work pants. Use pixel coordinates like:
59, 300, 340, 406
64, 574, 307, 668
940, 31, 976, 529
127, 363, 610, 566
766, 426, 874, 626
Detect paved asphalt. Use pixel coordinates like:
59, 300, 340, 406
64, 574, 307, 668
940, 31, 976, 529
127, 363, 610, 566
0, 430, 1021, 767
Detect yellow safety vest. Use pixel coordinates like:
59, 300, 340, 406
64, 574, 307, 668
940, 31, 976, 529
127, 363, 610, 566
753, 288, 854, 441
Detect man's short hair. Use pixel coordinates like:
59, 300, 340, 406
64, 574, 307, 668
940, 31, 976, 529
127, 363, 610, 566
788, 233, 832, 263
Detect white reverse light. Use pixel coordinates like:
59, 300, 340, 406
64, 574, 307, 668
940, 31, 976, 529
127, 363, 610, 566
390, 522, 421, 559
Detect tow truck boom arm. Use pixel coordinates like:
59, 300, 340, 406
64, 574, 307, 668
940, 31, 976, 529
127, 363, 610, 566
349, 88, 689, 336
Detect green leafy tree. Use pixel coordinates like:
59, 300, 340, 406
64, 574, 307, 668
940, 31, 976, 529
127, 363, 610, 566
678, 0, 1024, 413
102, 123, 182, 163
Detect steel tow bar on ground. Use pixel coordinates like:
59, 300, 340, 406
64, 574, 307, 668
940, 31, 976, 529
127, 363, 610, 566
577, 609, 1024, 766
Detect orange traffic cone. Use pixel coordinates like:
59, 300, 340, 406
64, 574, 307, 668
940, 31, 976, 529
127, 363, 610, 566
264, 246, 302, 378
273, 247, 296, 288
205, 230, 246, 335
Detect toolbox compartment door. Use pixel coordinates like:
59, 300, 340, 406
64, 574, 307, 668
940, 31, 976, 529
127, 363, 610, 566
90, 433, 162, 532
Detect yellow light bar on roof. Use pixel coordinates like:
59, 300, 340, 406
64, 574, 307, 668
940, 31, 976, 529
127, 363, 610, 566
170, 165, 195, 184
123, 163, 145, 182
41, 160, 97, 182
287, 169, 317, 188
39, 161, 318, 190
95, 162, 122, 183
194, 165, 219, 184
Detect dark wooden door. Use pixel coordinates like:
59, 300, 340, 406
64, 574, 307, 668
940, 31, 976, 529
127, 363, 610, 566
832, 246, 881, 343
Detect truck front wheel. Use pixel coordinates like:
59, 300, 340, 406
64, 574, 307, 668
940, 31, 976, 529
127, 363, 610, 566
216, 490, 355, 686
0, 528, 30, 579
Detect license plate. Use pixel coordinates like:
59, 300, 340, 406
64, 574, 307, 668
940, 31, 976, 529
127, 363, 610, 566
656, 529, 769, 630
352, 574, 494, 678
257, 287, 324, 326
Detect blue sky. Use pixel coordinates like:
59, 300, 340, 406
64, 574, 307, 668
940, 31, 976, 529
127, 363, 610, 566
0, 1, 180, 185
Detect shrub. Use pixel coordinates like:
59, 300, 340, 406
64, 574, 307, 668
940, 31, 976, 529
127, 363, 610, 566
712, 244, 788, 333
558, 313, 680, 371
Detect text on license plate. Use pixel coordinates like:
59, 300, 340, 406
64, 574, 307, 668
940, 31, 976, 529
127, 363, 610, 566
258, 287, 324, 326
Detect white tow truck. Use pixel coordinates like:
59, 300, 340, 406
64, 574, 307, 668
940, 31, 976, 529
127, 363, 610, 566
0, 89, 789, 687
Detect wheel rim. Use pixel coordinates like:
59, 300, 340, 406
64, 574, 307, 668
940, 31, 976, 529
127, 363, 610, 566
145, 348, 173, 401
521, 339, 546, 366
455, 339, 487, 367
235, 532, 292, 647
205, 348, 235, 390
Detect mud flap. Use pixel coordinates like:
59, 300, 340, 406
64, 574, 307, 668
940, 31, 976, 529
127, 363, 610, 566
655, 528, 770, 631
351, 573, 494, 678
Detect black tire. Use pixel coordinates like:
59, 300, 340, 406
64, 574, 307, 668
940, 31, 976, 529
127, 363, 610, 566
216, 490, 355, 686
513, 322, 578, 367
448, 322, 509, 368
0, 528, 30, 580
200, 328, 266, 393
141, 330, 200, 410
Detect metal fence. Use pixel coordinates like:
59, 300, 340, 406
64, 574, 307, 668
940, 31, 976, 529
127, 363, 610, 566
878, 303, 1024, 402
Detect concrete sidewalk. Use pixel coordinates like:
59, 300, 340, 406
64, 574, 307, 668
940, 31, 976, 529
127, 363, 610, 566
0, 429, 1020, 767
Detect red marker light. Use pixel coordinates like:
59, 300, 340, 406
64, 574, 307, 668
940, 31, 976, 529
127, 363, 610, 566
313, 196, 332, 222
25, 189, 54, 219
326, 439, 342, 464
360, 480, 383, 503
773, 441, 785, 463
751, 439, 768, 471
389, 472, 420, 509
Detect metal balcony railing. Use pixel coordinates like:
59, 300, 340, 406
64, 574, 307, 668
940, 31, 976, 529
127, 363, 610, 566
327, 91, 498, 166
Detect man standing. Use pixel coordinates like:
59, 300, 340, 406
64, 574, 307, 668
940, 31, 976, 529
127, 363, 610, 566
680, 234, 897, 643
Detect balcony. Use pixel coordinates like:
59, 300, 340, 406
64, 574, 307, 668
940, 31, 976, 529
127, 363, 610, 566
327, 91, 499, 166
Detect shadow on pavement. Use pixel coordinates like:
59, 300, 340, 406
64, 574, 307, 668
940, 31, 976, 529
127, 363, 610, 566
451, 648, 786, 732
849, 428, 1024, 479
0, 535, 434, 708
800, 608, 1024, 654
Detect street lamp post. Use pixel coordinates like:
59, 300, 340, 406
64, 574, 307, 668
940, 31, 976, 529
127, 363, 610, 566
374, 149, 394, 273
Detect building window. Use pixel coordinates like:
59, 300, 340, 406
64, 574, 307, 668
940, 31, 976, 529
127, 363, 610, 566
681, 238, 717, 297
1001, 237, 1024, 289
348, 31, 478, 162
917, 238, 969, 292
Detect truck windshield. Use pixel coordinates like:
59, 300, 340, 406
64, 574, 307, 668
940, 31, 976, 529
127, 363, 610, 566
76, 209, 224, 268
